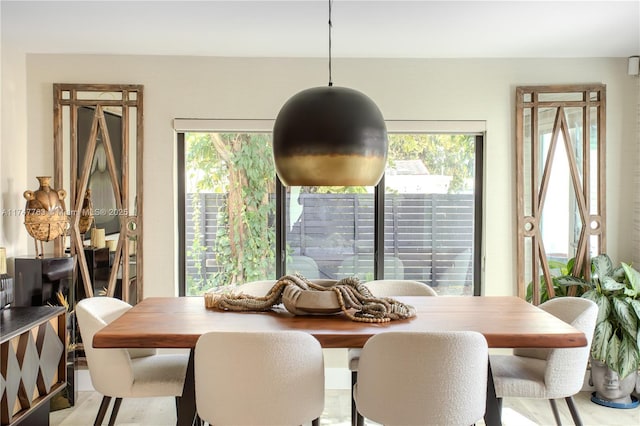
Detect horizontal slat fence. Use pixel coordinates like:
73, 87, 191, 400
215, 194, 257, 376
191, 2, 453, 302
186, 193, 474, 292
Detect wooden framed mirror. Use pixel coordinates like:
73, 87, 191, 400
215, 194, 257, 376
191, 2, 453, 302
53, 84, 143, 303
516, 84, 606, 304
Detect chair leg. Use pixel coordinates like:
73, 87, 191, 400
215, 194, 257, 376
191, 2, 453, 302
351, 371, 357, 426
565, 396, 583, 426
94, 396, 112, 426
175, 397, 203, 426
549, 399, 562, 426
107, 397, 123, 426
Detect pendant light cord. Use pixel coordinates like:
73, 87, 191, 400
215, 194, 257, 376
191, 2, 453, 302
328, 0, 333, 87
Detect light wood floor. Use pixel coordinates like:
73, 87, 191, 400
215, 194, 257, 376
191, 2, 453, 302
50, 390, 639, 426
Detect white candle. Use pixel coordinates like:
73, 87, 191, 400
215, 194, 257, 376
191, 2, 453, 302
105, 239, 117, 252
0, 247, 6, 274
92, 228, 106, 249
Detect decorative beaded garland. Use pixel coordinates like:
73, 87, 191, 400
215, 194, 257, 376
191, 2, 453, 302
204, 274, 416, 323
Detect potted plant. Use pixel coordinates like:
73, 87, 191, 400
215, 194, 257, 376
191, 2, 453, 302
557, 254, 640, 407
525, 257, 589, 304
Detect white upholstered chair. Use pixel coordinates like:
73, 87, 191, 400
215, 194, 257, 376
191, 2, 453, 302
365, 279, 438, 297
233, 279, 277, 296
76, 297, 189, 425
354, 331, 489, 426
490, 297, 598, 426
233, 278, 337, 298
289, 255, 321, 279
350, 279, 437, 426
194, 330, 324, 426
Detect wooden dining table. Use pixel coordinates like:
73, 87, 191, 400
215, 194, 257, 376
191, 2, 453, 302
93, 295, 588, 426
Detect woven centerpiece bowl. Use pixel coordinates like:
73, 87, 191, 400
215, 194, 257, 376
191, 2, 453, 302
205, 275, 417, 323
282, 279, 341, 315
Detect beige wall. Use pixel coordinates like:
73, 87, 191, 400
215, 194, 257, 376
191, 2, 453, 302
1, 45, 30, 268
1, 53, 637, 297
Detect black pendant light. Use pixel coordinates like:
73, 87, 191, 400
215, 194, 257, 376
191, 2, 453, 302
273, 0, 388, 187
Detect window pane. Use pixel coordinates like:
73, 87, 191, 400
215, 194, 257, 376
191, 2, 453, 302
180, 127, 482, 297
286, 186, 375, 281
386, 134, 476, 295
184, 132, 276, 295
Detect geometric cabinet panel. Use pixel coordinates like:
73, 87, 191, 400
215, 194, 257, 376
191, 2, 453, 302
17, 332, 39, 409
37, 321, 64, 394
1, 307, 66, 425
0, 345, 20, 424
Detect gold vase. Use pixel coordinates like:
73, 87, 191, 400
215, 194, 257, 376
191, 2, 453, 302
23, 176, 68, 243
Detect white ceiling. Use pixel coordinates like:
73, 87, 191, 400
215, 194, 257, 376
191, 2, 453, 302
2, 0, 639, 58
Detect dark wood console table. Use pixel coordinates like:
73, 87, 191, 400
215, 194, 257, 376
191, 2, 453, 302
1, 306, 66, 425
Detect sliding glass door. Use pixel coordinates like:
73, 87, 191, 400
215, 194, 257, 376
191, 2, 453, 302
178, 121, 483, 296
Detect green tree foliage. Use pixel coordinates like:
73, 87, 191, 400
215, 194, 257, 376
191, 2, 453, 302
388, 134, 475, 193
186, 193, 207, 294
186, 133, 275, 294
184, 132, 476, 294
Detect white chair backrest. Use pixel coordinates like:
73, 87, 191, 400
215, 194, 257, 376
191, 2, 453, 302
355, 331, 488, 426
289, 255, 320, 279
365, 279, 437, 297
75, 297, 136, 396
234, 279, 341, 297
515, 297, 598, 395
233, 280, 277, 297
195, 331, 325, 426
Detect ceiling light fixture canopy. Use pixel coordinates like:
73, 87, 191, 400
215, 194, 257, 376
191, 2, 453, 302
273, 0, 388, 187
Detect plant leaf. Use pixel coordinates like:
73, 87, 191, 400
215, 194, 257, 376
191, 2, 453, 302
601, 276, 625, 291
612, 297, 638, 339
548, 260, 568, 270
591, 320, 613, 361
566, 257, 576, 275
622, 262, 640, 297
612, 265, 626, 282
638, 328, 640, 364
624, 288, 637, 298
556, 275, 590, 287
583, 290, 610, 323
592, 254, 614, 278
606, 333, 621, 374
526, 276, 549, 304
617, 333, 640, 379
630, 299, 640, 325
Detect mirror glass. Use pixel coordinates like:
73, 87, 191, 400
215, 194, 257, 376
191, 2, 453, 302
54, 84, 143, 303
516, 85, 605, 303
